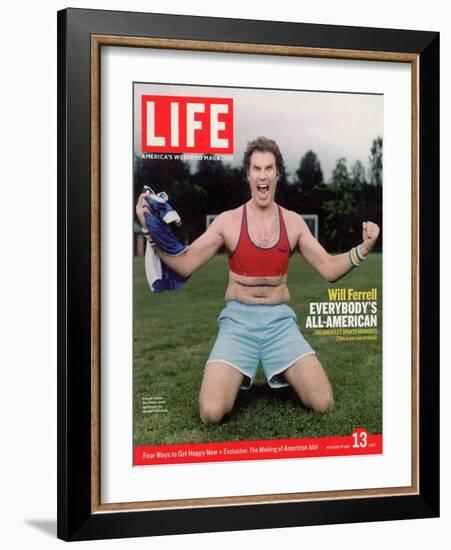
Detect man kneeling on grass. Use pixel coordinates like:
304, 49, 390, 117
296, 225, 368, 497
136, 137, 380, 424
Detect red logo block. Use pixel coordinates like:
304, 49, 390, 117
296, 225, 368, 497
141, 95, 234, 154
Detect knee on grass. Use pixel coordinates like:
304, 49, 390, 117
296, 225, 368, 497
306, 390, 335, 413
199, 401, 229, 424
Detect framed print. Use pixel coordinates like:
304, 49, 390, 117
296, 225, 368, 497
57, 8, 439, 542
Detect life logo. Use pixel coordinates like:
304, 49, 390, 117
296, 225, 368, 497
141, 95, 234, 154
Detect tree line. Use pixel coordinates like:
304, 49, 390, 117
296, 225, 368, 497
134, 136, 382, 252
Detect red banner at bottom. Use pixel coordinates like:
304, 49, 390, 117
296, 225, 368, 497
134, 428, 382, 466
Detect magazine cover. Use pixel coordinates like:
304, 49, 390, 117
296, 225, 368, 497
132, 82, 383, 466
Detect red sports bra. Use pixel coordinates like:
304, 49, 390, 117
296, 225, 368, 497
228, 205, 291, 277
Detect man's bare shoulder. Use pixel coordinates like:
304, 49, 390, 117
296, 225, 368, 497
209, 206, 243, 233
279, 206, 299, 220
211, 206, 242, 224
280, 206, 309, 238
279, 206, 307, 231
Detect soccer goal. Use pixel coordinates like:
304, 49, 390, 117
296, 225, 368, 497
302, 214, 319, 240
206, 214, 218, 228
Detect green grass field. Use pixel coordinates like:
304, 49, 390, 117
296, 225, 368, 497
133, 253, 382, 446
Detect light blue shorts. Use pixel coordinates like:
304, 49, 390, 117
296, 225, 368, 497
206, 300, 316, 389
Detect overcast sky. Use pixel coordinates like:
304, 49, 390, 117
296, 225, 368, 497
134, 83, 383, 181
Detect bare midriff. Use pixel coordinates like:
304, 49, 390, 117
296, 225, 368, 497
225, 271, 290, 304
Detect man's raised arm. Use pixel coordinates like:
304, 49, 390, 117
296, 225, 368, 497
156, 216, 226, 278
136, 192, 226, 278
296, 215, 380, 283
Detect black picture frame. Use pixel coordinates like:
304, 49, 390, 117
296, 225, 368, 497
57, 8, 439, 542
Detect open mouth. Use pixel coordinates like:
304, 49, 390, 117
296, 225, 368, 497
257, 184, 269, 197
